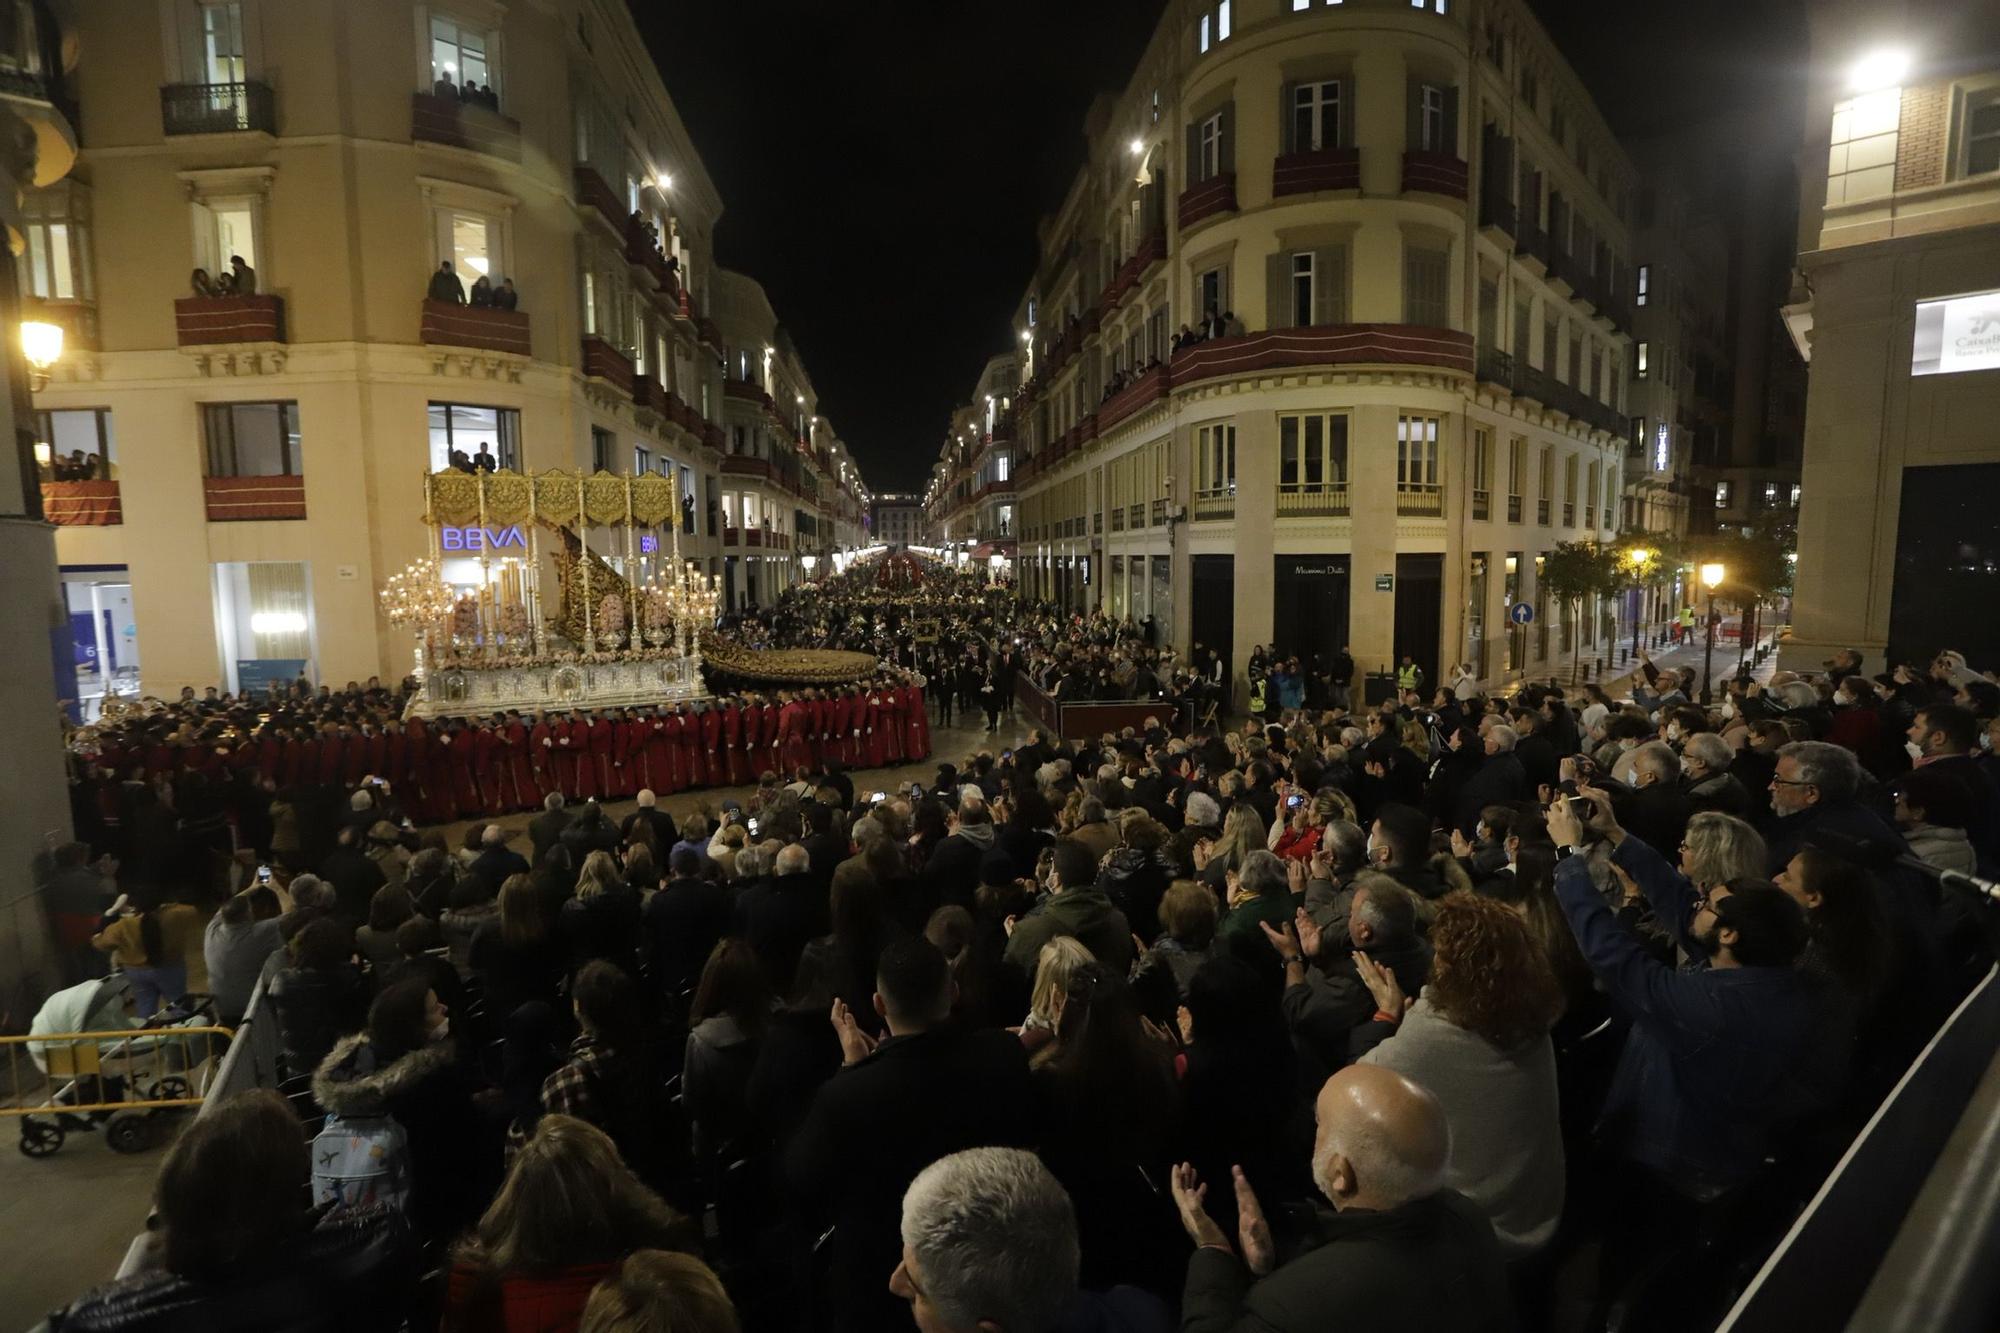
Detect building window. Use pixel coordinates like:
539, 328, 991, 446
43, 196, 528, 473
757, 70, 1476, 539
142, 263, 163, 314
1290, 252, 1316, 327
1396, 415, 1439, 493
1507, 436, 1526, 522
34, 408, 116, 479
1537, 445, 1553, 524
1197, 0, 1231, 53
213, 561, 313, 692
1411, 0, 1447, 11
591, 426, 614, 473
1279, 413, 1350, 494
1563, 454, 1578, 526
1715, 481, 1732, 509
1417, 83, 1451, 153
1654, 422, 1670, 473
1471, 426, 1493, 520
203, 401, 301, 477
1636, 263, 1649, 306
1151, 89, 1160, 123
1292, 81, 1340, 152
1519, 67, 1538, 112
430, 13, 494, 95
1550, 101, 1568, 148
429, 403, 520, 472
1635, 341, 1649, 379
1195, 264, 1228, 320
199, 1, 245, 84
18, 184, 92, 303
1197, 111, 1223, 179
1586, 459, 1600, 528
435, 208, 504, 287
1827, 90, 1901, 205
1789, 482, 1802, 507
1959, 88, 2000, 177
1484, 22, 1506, 67
1195, 422, 1236, 515
1403, 243, 1449, 327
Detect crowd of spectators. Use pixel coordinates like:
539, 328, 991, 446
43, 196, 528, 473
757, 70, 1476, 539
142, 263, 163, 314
39, 623, 2000, 1331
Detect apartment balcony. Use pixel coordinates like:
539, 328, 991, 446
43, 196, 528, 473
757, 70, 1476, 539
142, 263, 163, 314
410, 92, 521, 162
160, 81, 273, 136
203, 474, 306, 521
1396, 486, 1444, 517
1476, 348, 1519, 393
420, 300, 530, 356
1187, 487, 1231, 522
1277, 483, 1349, 517
1273, 147, 1360, 198
632, 374, 667, 414
580, 336, 635, 395
175, 294, 286, 346
572, 164, 624, 228
1514, 220, 1551, 272
1401, 151, 1468, 200
1177, 174, 1237, 230
623, 215, 677, 292
1171, 324, 1475, 388
40, 480, 121, 526
1097, 364, 1170, 433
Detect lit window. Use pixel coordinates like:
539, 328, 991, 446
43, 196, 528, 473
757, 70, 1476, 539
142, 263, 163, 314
1411, 0, 1447, 11
1218, 0, 1231, 40
1965, 90, 2000, 176
1827, 89, 1901, 205
1418, 83, 1450, 152
1789, 483, 1801, 506
436, 208, 503, 283
1198, 12, 1210, 53
429, 403, 521, 472
1635, 341, 1649, 378
1654, 423, 1670, 472
18, 183, 92, 303
1715, 481, 1732, 509
1197, 111, 1223, 179
1292, 81, 1340, 152
430, 14, 494, 95
1397, 415, 1439, 492
201, 2, 245, 84
1636, 263, 1649, 306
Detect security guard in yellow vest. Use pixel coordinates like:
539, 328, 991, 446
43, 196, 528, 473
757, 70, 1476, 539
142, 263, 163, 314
1396, 656, 1424, 695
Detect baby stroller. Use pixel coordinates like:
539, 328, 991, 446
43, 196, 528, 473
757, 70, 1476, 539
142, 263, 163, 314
12, 974, 225, 1157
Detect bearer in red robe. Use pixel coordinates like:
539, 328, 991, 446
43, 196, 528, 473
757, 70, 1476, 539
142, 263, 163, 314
506, 712, 542, 809
586, 710, 615, 798
904, 682, 929, 760
614, 708, 644, 799
470, 719, 504, 815
700, 701, 723, 786
527, 712, 556, 805
676, 703, 704, 790
779, 692, 811, 775
646, 707, 677, 795
721, 697, 747, 786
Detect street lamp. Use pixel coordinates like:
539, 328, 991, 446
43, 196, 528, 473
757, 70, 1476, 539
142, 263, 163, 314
1698, 561, 1725, 704
21, 319, 63, 391
1624, 545, 1654, 662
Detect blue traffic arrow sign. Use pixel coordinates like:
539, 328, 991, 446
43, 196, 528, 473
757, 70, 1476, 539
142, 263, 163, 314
1510, 602, 1535, 625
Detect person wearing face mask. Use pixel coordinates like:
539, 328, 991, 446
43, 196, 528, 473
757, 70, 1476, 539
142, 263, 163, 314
1903, 703, 2000, 870
1729, 719, 1789, 811
1618, 742, 1695, 860
1680, 732, 1753, 819
1827, 675, 1890, 774
313, 978, 498, 1245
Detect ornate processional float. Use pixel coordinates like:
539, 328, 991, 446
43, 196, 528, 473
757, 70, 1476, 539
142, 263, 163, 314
383, 467, 720, 719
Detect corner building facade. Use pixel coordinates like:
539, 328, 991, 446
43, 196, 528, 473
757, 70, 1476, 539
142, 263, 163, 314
1011, 0, 1635, 697
26, 0, 870, 706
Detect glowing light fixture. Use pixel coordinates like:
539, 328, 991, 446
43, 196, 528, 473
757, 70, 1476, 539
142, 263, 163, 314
1129, 138, 1144, 155
1848, 48, 1910, 92
251, 610, 308, 635
1699, 562, 1725, 590
21, 319, 63, 390
656, 172, 674, 190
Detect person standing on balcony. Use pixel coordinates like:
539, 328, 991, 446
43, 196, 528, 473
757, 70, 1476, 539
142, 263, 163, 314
494, 277, 519, 311
468, 273, 494, 307
228, 254, 256, 296
433, 69, 457, 100
428, 260, 466, 305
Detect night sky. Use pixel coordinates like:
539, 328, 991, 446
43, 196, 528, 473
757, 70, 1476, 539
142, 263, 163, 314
636, 0, 1804, 496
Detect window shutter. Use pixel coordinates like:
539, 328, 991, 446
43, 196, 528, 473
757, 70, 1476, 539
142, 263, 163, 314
1315, 247, 1346, 325
1406, 78, 1422, 152
1443, 86, 1461, 157
1266, 252, 1289, 330
1219, 103, 1235, 175
1279, 82, 1294, 154
1186, 122, 1200, 185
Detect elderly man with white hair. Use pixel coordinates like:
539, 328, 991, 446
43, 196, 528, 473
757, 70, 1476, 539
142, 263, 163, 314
1170, 1064, 1509, 1332
891, 1147, 1171, 1333
1452, 722, 1528, 837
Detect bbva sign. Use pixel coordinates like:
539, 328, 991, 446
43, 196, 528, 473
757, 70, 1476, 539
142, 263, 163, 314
440, 524, 528, 551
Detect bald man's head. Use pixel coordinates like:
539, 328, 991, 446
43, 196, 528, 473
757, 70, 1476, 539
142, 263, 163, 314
1311, 1064, 1449, 1212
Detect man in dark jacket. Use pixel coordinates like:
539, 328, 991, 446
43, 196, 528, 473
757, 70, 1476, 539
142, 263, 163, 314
1172, 1063, 1510, 1333
319, 825, 386, 926
527, 791, 570, 866
643, 847, 727, 997
919, 799, 999, 912
1270, 876, 1431, 1085
467, 824, 529, 894
559, 800, 621, 865
1508, 708, 1560, 794
733, 843, 826, 994
787, 938, 1036, 1333
619, 788, 679, 856
1620, 742, 1695, 860
1452, 724, 1528, 836
1681, 732, 1754, 819
1003, 838, 1134, 975
1906, 703, 2000, 869
1550, 788, 1822, 1194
